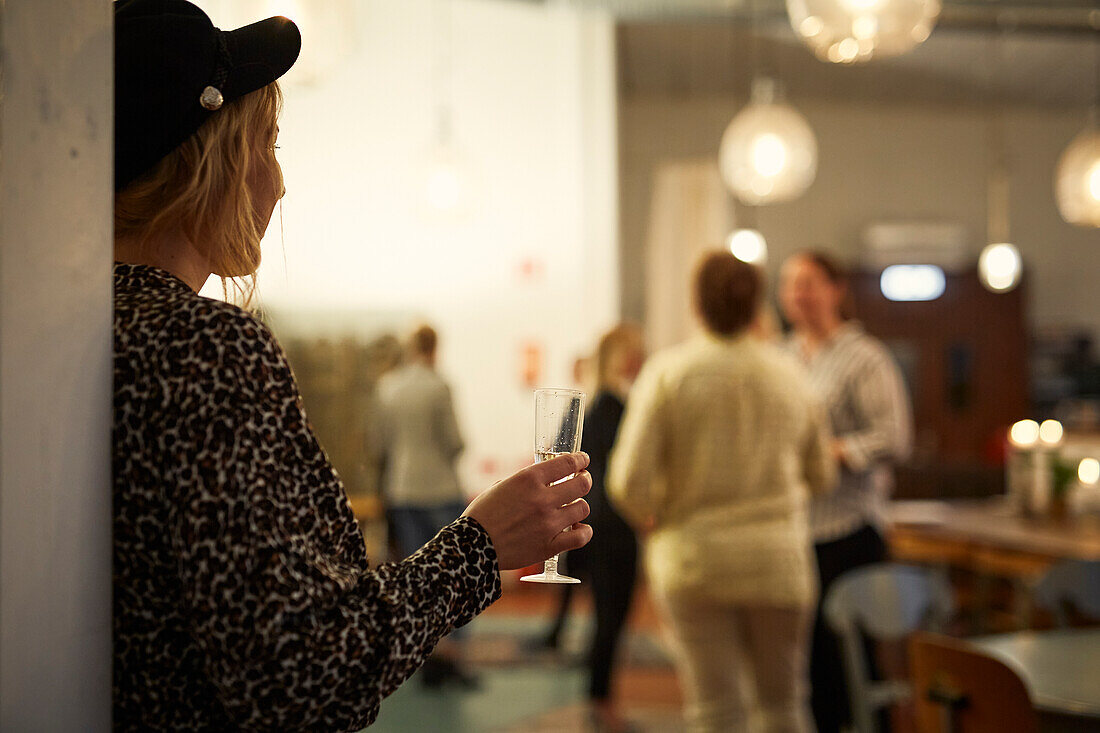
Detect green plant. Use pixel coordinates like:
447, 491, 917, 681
1051, 457, 1078, 499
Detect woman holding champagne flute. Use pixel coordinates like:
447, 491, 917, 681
609, 252, 835, 733
111, 1, 591, 729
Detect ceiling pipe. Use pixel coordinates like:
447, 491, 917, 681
563, 0, 1100, 35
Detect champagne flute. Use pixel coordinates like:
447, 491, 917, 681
521, 388, 586, 584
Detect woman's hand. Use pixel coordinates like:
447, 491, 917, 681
463, 452, 593, 570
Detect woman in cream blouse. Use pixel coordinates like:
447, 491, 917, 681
608, 251, 835, 733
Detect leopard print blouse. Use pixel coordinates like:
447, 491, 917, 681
113, 263, 501, 731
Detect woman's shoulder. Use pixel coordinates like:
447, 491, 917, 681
122, 286, 286, 381
840, 323, 900, 374
170, 296, 280, 358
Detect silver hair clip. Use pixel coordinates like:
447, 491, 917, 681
200, 30, 231, 111
200, 86, 224, 111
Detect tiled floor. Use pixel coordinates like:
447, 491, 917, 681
368, 575, 685, 732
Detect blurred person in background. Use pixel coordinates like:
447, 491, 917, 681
111, 2, 592, 728
376, 324, 476, 688
582, 323, 647, 733
609, 252, 835, 733
779, 251, 913, 733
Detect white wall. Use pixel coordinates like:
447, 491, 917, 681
0, 1, 113, 729
620, 95, 1100, 340
199, 0, 619, 491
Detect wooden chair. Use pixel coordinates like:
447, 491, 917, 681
824, 563, 955, 733
1032, 560, 1100, 627
909, 632, 1038, 733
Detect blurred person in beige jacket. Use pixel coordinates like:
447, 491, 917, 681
608, 252, 835, 733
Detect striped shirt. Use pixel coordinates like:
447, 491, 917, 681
786, 322, 913, 542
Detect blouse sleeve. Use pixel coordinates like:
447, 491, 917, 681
166, 310, 500, 731
837, 345, 913, 473
802, 398, 837, 496
606, 358, 669, 528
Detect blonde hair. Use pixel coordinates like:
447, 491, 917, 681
594, 323, 644, 392
114, 82, 284, 308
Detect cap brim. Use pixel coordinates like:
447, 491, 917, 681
222, 15, 301, 101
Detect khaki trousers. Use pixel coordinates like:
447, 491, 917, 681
657, 594, 815, 733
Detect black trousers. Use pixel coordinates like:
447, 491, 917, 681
811, 524, 888, 733
586, 512, 638, 701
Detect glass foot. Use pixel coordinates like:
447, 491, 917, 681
520, 572, 581, 584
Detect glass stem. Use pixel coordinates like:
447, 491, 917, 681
544, 554, 560, 575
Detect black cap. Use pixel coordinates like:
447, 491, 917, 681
114, 0, 301, 191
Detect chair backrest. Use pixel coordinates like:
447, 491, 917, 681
824, 563, 956, 733
909, 632, 1038, 733
1032, 560, 1100, 627
825, 563, 955, 639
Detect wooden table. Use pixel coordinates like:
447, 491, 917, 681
888, 500, 1100, 563
887, 500, 1100, 629
972, 629, 1100, 721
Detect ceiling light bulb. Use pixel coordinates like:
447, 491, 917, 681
800, 15, 825, 36
751, 134, 788, 177
1079, 458, 1100, 486
1039, 419, 1064, 446
787, 0, 941, 63
727, 229, 769, 265
852, 15, 878, 39
1055, 126, 1100, 227
718, 80, 818, 205
978, 242, 1022, 293
1009, 419, 1039, 448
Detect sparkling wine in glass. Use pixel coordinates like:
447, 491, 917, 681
521, 388, 586, 584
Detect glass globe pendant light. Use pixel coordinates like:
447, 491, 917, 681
719, 78, 818, 205
726, 203, 769, 265
980, 139, 1023, 294
786, 0, 940, 64
1054, 124, 1100, 227
1054, 50, 1100, 230
727, 228, 768, 265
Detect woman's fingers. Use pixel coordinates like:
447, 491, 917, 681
558, 497, 590, 528
530, 451, 589, 486
547, 470, 592, 507
549, 522, 594, 555
461, 454, 595, 570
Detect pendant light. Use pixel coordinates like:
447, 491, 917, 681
718, 0, 817, 206
786, 0, 940, 64
726, 204, 768, 265
978, 30, 1022, 294
1054, 43, 1100, 228
980, 126, 1022, 294
719, 78, 818, 205
421, 0, 475, 217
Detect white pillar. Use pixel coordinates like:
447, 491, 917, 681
0, 1, 113, 729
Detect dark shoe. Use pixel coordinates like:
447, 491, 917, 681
419, 657, 447, 689
436, 657, 481, 690
522, 633, 561, 657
